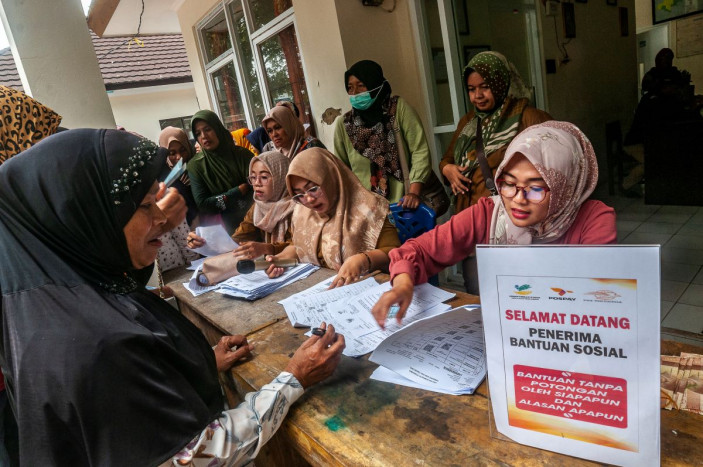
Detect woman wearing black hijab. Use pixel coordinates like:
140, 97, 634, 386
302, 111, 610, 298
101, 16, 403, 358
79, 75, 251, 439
0, 129, 344, 465
333, 60, 435, 210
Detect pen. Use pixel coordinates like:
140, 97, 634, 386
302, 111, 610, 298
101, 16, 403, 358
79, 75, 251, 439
311, 327, 326, 336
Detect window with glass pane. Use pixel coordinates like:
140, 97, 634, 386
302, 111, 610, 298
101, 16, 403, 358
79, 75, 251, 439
258, 25, 314, 134
211, 62, 247, 131
248, 0, 292, 30
201, 9, 232, 63
229, 1, 265, 124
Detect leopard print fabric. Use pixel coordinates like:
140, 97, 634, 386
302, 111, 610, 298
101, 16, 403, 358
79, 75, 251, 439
0, 85, 62, 164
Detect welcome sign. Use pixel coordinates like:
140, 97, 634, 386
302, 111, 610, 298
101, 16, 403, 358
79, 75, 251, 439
477, 245, 660, 466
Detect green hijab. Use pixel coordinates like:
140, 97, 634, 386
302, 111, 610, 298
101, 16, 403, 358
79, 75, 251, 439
454, 51, 531, 166
189, 110, 245, 194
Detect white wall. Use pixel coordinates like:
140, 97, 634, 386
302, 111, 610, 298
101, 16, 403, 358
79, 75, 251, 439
108, 84, 200, 141
539, 0, 638, 161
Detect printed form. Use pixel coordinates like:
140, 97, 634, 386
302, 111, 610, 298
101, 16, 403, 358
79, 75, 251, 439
370, 306, 486, 394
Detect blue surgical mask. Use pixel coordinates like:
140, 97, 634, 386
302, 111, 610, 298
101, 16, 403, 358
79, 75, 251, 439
349, 82, 385, 110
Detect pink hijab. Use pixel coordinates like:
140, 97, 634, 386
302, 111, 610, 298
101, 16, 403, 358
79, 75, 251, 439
488, 121, 598, 244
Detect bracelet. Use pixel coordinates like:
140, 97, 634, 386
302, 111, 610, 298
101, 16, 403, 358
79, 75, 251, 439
362, 252, 372, 274
215, 194, 227, 211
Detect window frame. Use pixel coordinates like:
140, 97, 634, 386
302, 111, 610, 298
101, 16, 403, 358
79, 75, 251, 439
196, 1, 313, 133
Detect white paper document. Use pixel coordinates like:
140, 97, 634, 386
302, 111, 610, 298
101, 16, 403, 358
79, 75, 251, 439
370, 366, 470, 396
280, 277, 378, 327
370, 306, 486, 394
192, 225, 238, 257
216, 263, 319, 300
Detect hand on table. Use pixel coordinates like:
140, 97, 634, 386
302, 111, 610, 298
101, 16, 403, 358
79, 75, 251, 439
284, 322, 345, 389
441, 164, 471, 196
214, 335, 254, 372
370, 273, 414, 329
186, 231, 206, 249
234, 241, 273, 260
329, 254, 367, 289
156, 182, 187, 232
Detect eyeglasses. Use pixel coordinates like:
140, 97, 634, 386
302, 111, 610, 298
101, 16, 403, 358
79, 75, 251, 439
496, 179, 550, 203
291, 185, 322, 204
247, 174, 271, 185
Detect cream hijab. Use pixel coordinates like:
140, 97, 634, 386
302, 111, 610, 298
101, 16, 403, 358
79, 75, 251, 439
286, 148, 389, 270
251, 151, 294, 244
489, 121, 598, 244
262, 105, 305, 158
158, 126, 194, 166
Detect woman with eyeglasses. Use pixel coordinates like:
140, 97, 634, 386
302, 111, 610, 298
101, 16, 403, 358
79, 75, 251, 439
187, 151, 294, 259
188, 110, 254, 234
370, 121, 616, 327
265, 148, 401, 288
334, 60, 435, 210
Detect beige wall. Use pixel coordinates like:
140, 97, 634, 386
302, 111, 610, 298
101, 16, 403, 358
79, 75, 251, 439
539, 0, 638, 159
333, 0, 430, 137
109, 84, 201, 141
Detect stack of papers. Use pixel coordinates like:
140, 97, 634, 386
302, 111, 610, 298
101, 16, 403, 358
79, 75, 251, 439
217, 263, 319, 300
370, 306, 486, 395
280, 278, 456, 357
183, 263, 318, 300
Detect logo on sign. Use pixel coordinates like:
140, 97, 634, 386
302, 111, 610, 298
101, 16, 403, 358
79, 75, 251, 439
585, 290, 622, 301
514, 284, 532, 295
549, 287, 576, 301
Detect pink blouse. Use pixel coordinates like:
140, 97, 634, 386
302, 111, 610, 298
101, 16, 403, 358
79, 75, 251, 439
390, 197, 617, 285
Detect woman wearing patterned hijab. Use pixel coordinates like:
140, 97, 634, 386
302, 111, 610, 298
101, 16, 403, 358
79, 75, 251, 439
334, 60, 434, 210
372, 122, 616, 327
440, 51, 551, 212
439, 51, 552, 293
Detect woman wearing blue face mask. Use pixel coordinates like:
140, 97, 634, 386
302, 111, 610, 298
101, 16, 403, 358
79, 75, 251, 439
334, 60, 435, 210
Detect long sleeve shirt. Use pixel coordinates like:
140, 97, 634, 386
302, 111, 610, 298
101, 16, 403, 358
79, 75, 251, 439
334, 97, 432, 204
166, 372, 304, 467
390, 197, 617, 285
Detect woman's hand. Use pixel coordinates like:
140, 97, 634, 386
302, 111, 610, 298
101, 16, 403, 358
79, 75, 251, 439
187, 231, 206, 249
400, 192, 421, 210
370, 273, 414, 329
329, 253, 367, 288
441, 163, 471, 195
156, 183, 187, 232
214, 335, 254, 372
264, 246, 299, 278
234, 241, 273, 260
238, 183, 249, 195
284, 322, 345, 389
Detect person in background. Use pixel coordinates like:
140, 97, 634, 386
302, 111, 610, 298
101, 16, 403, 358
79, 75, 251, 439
187, 151, 294, 259
188, 110, 254, 234
265, 148, 401, 288
0, 129, 345, 466
439, 51, 551, 294
158, 126, 198, 226
261, 105, 325, 159
371, 121, 616, 327
334, 60, 432, 210
231, 128, 259, 156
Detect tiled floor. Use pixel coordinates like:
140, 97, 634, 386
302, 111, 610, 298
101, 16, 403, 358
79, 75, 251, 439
591, 184, 703, 336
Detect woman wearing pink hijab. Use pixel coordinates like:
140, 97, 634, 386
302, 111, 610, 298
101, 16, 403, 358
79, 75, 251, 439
371, 121, 617, 327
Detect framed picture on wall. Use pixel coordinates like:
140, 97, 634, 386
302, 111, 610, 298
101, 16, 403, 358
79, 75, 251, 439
652, 0, 703, 24
463, 45, 491, 67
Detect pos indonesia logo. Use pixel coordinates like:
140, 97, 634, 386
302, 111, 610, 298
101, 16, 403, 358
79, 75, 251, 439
584, 290, 622, 302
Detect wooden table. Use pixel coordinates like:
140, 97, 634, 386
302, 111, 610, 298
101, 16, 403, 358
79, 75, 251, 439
170, 270, 703, 466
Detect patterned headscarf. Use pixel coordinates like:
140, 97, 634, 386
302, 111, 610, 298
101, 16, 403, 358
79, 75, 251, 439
231, 128, 259, 155
250, 151, 294, 243
261, 105, 305, 158
0, 85, 62, 164
454, 51, 532, 166
489, 121, 598, 244
286, 148, 389, 270
342, 60, 400, 199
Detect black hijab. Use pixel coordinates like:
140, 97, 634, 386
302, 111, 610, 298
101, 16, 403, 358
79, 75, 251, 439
0, 129, 223, 465
344, 60, 392, 126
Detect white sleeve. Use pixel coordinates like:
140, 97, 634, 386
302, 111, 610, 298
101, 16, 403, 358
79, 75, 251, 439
170, 372, 304, 467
